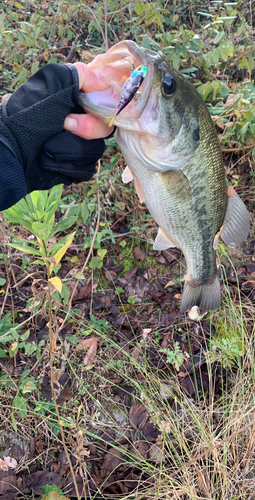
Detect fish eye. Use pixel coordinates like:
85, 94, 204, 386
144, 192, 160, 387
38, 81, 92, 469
162, 75, 176, 96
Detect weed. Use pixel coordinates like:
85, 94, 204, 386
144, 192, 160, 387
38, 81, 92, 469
159, 342, 184, 371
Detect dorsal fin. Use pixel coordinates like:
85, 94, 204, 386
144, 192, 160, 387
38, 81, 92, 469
153, 228, 175, 251
221, 194, 250, 247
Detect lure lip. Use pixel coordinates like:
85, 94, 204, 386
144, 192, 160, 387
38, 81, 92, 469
78, 40, 155, 130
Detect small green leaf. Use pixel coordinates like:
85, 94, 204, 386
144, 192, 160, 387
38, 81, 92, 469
51, 216, 77, 236
0, 347, 7, 358
135, 0, 144, 15
97, 248, 107, 260
81, 204, 89, 224
21, 330, 30, 340
74, 272, 85, 280
89, 256, 103, 269
0, 278, 6, 286
9, 342, 19, 358
7, 244, 41, 256
11, 413, 17, 431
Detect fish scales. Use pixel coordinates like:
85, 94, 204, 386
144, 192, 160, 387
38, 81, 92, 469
78, 40, 250, 312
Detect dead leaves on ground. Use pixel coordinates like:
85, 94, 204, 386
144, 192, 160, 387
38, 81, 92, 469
76, 337, 98, 367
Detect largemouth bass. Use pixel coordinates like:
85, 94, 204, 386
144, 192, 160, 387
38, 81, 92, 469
78, 40, 250, 312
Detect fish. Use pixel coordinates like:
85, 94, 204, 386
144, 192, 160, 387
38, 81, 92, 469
78, 40, 250, 312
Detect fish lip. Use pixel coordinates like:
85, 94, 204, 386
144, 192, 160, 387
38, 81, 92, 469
78, 40, 155, 127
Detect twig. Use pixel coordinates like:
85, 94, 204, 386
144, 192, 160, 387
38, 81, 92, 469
66, 35, 80, 63
0, 282, 9, 319
59, 160, 102, 331
222, 143, 255, 152
103, 0, 109, 50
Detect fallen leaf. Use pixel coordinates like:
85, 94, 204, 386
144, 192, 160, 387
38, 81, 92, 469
28, 470, 64, 495
0, 459, 8, 471
134, 245, 146, 261
100, 445, 128, 478
130, 346, 140, 360
75, 281, 92, 300
164, 280, 175, 288
76, 338, 98, 366
130, 441, 149, 459
129, 403, 149, 430
3, 456, 17, 469
149, 443, 165, 463
123, 266, 137, 280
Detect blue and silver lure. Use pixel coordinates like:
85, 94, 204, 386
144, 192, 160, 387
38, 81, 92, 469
106, 65, 147, 127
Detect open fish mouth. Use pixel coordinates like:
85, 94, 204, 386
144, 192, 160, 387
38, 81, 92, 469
78, 40, 155, 129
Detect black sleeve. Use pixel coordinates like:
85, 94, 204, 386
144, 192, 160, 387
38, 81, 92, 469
0, 141, 26, 211
0, 63, 105, 205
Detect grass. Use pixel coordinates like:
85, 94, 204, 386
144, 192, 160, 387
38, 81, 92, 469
1, 261, 255, 498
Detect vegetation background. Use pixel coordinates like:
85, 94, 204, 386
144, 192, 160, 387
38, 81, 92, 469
0, 0, 255, 499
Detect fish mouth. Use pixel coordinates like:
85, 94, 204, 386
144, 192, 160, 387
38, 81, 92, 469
78, 40, 155, 130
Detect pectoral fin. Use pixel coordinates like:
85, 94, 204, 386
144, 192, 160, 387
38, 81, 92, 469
122, 166, 134, 184
133, 174, 145, 203
153, 228, 175, 251
122, 167, 145, 203
220, 194, 250, 247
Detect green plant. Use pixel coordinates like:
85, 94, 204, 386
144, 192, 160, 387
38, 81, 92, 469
11, 369, 37, 430
159, 342, 184, 371
4, 185, 76, 304
40, 484, 69, 500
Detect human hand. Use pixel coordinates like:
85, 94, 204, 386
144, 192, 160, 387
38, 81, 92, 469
0, 63, 112, 195
64, 62, 114, 140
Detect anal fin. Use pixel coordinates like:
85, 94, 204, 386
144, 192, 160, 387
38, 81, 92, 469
122, 166, 134, 184
221, 194, 250, 248
153, 228, 175, 251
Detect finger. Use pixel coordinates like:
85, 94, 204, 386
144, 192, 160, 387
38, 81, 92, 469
73, 62, 110, 93
63, 112, 114, 140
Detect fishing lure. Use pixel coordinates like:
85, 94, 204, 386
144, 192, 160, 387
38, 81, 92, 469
105, 65, 147, 127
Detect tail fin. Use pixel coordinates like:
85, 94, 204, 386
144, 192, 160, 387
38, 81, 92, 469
180, 274, 221, 313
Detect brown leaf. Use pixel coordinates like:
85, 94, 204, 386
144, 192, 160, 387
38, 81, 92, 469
0, 459, 8, 471
149, 443, 165, 463
130, 346, 140, 360
56, 384, 72, 405
129, 403, 149, 431
134, 246, 146, 262
76, 338, 98, 366
104, 269, 117, 281
75, 281, 92, 300
29, 471, 64, 495
35, 440, 44, 454
123, 266, 137, 280
100, 445, 128, 478
130, 441, 149, 459
3, 457, 17, 469
0, 470, 17, 495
